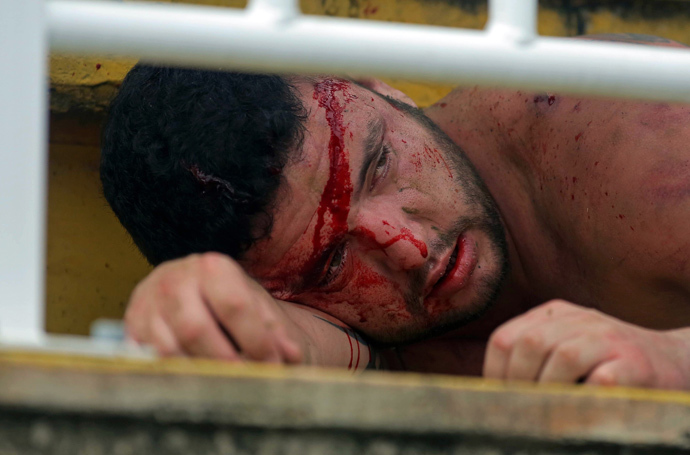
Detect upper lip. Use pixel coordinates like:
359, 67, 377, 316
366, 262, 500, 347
423, 240, 457, 296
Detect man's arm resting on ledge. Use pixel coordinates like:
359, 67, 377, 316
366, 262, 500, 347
125, 252, 379, 371
484, 300, 690, 389
281, 303, 380, 370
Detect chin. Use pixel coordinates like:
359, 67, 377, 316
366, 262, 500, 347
376, 255, 508, 346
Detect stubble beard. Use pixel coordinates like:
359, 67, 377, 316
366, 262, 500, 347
381, 100, 510, 345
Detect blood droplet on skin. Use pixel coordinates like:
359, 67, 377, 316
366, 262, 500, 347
411, 153, 423, 172
422, 146, 453, 179
548, 95, 556, 106
618, 214, 625, 219
440, 103, 447, 108
575, 132, 583, 141
572, 177, 578, 183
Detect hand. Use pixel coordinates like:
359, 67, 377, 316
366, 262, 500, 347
125, 252, 303, 364
483, 300, 689, 389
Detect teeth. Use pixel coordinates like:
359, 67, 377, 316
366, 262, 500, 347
444, 246, 458, 277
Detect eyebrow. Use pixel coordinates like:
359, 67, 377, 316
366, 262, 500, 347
356, 117, 385, 197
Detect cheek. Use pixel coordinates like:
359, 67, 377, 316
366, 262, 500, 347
300, 260, 412, 328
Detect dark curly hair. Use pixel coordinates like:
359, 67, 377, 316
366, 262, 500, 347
101, 65, 308, 265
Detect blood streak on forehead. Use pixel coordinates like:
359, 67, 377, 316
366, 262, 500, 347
300, 79, 355, 276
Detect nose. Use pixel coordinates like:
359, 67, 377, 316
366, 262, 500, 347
351, 209, 428, 271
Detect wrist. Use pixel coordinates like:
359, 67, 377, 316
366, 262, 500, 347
663, 327, 690, 388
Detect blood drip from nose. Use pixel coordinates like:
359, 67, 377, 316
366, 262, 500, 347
353, 226, 428, 258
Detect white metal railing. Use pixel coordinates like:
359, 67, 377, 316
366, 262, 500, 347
2, 0, 689, 348
0, 0, 48, 343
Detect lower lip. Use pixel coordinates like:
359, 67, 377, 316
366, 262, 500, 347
428, 235, 478, 298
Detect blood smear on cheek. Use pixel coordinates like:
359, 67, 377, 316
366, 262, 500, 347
349, 262, 411, 323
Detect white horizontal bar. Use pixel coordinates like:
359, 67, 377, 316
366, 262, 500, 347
48, 1, 690, 104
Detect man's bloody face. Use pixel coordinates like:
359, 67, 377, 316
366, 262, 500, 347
243, 78, 508, 343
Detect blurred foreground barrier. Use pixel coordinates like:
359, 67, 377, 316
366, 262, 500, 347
0, 351, 689, 454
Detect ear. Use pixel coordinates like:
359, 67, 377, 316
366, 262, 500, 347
352, 78, 418, 108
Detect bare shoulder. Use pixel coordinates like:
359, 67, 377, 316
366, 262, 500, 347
576, 33, 688, 48
594, 101, 690, 285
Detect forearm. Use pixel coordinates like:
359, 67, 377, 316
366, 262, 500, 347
277, 301, 381, 371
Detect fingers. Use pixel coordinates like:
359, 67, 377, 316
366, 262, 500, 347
198, 254, 286, 363
125, 253, 304, 364
484, 300, 580, 380
586, 348, 659, 388
586, 359, 645, 387
163, 284, 242, 361
504, 331, 551, 381
204, 283, 282, 363
538, 336, 609, 384
149, 315, 184, 357
486, 299, 682, 389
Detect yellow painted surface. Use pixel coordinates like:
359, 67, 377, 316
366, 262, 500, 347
588, 11, 690, 44
46, 140, 152, 335
47, 0, 690, 335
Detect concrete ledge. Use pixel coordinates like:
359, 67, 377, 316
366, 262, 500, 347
1, 351, 690, 453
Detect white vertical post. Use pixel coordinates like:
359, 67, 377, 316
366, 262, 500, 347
486, 0, 538, 42
246, 0, 300, 22
0, 0, 48, 341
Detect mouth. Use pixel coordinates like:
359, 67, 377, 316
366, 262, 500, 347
443, 244, 460, 278
426, 234, 478, 299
